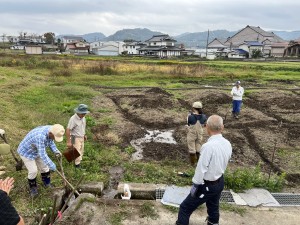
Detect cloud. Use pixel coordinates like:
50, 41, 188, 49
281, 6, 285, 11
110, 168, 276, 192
0, 0, 299, 36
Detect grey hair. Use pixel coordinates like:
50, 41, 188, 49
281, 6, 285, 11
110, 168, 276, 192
206, 115, 223, 132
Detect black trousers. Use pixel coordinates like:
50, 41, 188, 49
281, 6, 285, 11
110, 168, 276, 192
176, 176, 224, 225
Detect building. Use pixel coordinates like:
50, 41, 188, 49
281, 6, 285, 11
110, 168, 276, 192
284, 39, 300, 57
270, 42, 289, 57
25, 45, 43, 55
224, 25, 284, 49
91, 41, 125, 56
138, 34, 183, 58
65, 42, 89, 55
61, 36, 84, 48
123, 41, 146, 55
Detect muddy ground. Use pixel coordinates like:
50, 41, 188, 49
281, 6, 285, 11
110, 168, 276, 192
92, 85, 300, 186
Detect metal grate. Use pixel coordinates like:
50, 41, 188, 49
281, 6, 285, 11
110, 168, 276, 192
220, 191, 235, 203
155, 188, 165, 201
271, 193, 300, 206
155, 188, 234, 203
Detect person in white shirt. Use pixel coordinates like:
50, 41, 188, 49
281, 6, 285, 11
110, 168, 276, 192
176, 115, 232, 225
230, 81, 244, 119
66, 104, 89, 168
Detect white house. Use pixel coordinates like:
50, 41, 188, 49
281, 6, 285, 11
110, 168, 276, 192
123, 41, 146, 55
25, 45, 43, 55
61, 36, 84, 48
91, 41, 125, 56
65, 42, 89, 55
138, 34, 183, 58
238, 41, 263, 58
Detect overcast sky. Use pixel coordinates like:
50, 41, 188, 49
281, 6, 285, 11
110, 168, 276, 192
0, 0, 299, 37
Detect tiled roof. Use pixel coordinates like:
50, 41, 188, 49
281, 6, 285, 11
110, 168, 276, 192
245, 41, 264, 46
145, 35, 177, 42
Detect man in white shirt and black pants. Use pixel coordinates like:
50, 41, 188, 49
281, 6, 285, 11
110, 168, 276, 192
176, 115, 232, 225
231, 81, 244, 119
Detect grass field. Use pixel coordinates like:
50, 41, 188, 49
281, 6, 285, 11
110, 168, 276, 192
0, 54, 299, 224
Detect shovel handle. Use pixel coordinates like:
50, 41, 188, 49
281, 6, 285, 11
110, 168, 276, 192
55, 170, 80, 196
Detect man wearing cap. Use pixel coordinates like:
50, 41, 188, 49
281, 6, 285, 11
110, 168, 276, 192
17, 124, 65, 197
186, 101, 207, 166
231, 81, 244, 119
66, 104, 89, 168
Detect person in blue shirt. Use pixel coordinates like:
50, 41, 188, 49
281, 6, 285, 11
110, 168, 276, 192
17, 124, 65, 197
186, 101, 207, 166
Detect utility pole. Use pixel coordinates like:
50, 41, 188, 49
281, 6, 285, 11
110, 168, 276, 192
205, 29, 209, 58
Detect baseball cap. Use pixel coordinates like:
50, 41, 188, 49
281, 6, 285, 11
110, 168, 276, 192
236, 81, 241, 85
49, 124, 65, 142
192, 101, 203, 109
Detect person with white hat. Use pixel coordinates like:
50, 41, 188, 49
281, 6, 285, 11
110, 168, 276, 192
186, 101, 207, 166
66, 104, 90, 168
17, 124, 65, 197
231, 81, 244, 119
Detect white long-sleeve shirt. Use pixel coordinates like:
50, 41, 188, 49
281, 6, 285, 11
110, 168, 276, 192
192, 134, 232, 184
231, 86, 244, 100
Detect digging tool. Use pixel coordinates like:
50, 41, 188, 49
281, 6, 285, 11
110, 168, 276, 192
0, 129, 23, 171
53, 175, 84, 223
56, 154, 66, 187
55, 170, 80, 196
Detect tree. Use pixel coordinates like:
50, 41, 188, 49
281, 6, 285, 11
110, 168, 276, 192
43, 32, 55, 44
251, 49, 263, 58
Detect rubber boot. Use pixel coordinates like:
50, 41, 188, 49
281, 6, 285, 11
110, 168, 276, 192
41, 171, 51, 188
196, 152, 200, 161
28, 178, 38, 197
189, 153, 197, 166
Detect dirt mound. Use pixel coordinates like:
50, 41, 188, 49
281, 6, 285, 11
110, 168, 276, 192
142, 142, 188, 161
145, 87, 172, 96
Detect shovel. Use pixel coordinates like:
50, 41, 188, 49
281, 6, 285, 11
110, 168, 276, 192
0, 129, 23, 171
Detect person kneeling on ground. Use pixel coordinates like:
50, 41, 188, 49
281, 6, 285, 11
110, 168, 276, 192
17, 124, 64, 197
186, 101, 207, 166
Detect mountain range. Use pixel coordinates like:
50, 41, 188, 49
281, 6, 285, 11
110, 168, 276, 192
58, 28, 300, 48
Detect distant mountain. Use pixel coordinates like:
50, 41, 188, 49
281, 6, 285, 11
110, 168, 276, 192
272, 31, 300, 41
104, 28, 163, 42
57, 32, 106, 42
174, 30, 236, 48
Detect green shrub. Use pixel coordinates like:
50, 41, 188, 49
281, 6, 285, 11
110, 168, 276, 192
225, 164, 286, 192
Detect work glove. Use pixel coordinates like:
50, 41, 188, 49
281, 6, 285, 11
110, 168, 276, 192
190, 183, 204, 198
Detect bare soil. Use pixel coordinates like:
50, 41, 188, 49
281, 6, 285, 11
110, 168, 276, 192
92, 86, 300, 188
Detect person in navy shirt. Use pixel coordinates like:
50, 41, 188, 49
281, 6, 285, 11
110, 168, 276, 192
186, 101, 207, 166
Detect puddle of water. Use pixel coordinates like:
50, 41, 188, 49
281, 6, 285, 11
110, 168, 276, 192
130, 129, 177, 160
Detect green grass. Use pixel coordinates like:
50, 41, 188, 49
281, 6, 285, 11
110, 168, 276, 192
1, 55, 298, 223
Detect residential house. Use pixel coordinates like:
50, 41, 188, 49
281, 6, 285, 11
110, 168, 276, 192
123, 41, 146, 55
238, 41, 264, 58
91, 41, 125, 56
61, 36, 84, 48
284, 39, 300, 57
25, 45, 43, 55
138, 34, 183, 58
270, 42, 289, 57
224, 25, 284, 49
65, 42, 89, 55
227, 49, 248, 59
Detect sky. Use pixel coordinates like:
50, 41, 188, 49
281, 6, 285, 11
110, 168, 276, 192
0, 0, 299, 37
